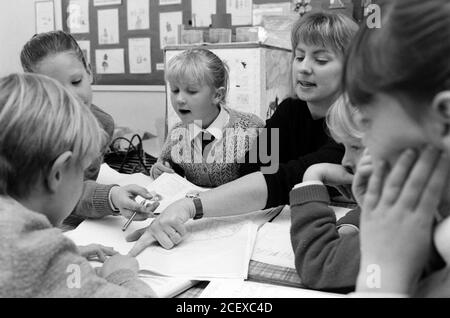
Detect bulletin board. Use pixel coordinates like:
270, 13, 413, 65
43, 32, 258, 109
61, 0, 361, 86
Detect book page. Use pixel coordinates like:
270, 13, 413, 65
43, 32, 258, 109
65, 209, 278, 280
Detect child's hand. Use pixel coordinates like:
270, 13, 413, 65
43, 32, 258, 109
352, 150, 373, 206
110, 185, 159, 220
78, 244, 118, 262
150, 161, 174, 179
303, 163, 354, 186
100, 254, 139, 278
356, 146, 450, 295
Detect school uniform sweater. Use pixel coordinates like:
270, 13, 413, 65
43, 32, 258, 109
289, 183, 360, 292
241, 97, 345, 208
0, 196, 155, 297
159, 106, 265, 188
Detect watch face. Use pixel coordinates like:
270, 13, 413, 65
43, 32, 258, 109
186, 191, 200, 199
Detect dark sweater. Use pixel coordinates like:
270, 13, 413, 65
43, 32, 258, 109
289, 183, 446, 293
289, 183, 360, 292
241, 98, 344, 208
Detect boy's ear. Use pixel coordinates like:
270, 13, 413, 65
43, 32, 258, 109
45, 151, 73, 194
213, 87, 226, 105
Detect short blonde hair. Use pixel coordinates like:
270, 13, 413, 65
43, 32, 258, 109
0, 73, 103, 198
326, 95, 363, 143
165, 48, 229, 105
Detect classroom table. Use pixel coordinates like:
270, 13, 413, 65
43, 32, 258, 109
61, 197, 355, 298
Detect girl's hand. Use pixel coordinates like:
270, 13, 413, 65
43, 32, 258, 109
303, 163, 354, 186
356, 146, 450, 295
100, 254, 139, 278
352, 149, 373, 206
150, 161, 174, 179
110, 185, 159, 220
78, 244, 118, 262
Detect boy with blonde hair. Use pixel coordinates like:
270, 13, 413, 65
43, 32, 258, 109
0, 73, 154, 297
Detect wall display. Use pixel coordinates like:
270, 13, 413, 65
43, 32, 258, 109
128, 0, 150, 30
35, 0, 55, 34
95, 48, 125, 74
77, 40, 91, 64
61, 0, 361, 86
129, 38, 152, 74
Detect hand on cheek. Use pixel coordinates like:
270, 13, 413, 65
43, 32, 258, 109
357, 146, 450, 295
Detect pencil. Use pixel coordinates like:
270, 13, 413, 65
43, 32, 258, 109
122, 211, 137, 232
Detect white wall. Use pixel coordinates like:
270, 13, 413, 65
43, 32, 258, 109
0, 0, 167, 157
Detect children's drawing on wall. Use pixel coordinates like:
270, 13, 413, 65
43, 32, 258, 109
66, 0, 89, 33
329, 0, 345, 9
129, 38, 152, 74
127, 0, 149, 31
226, 0, 253, 26
159, 11, 182, 49
98, 9, 120, 45
95, 49, 125, 74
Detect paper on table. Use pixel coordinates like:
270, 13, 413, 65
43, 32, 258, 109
251, 222, 295, 269
85, 259, 196, 298
200, 280, 345, 298
251, 205, 352, 268
65, 209, 278, 280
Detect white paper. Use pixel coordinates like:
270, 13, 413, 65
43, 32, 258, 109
36, 1, 55, 34
138, 275, 197, 298
159, 11, 182, 49
97, 163, 153, 187
77, 40, 91, 64
98, 9, 120, 44
65, 209, 277, 280
127, 0, 150, 30
226, 0, 253, 26
191, 0, 216, 27
129, 38, 152, 74
94, 0, 122, 6
200, 280, 345, 298
66, 0, 90, 33
159, 0, 181, 5
95, 49, 125, 74
251, 222, 296, 269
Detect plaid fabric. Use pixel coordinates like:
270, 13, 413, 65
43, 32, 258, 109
247, 260, 303, 288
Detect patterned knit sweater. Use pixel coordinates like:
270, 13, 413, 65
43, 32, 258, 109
159, 106, 265, 187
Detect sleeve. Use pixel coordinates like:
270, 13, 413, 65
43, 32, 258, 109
155, 125, 185, 178
289, 184, 360, 291
238, 100, 291, 177
0, 213, 155, 298
72, 181, 116, 219
264, 138, 344, 208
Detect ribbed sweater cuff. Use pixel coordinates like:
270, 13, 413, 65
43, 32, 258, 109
289, 184, 330, 206
93, 184, 117, 217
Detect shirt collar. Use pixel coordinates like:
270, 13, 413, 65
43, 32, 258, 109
189, 106, 229, 142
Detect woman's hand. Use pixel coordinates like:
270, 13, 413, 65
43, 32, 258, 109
356, 146, 450, 295
126, 198, 195, 256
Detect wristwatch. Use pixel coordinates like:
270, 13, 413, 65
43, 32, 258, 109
185, 192, 203, 220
